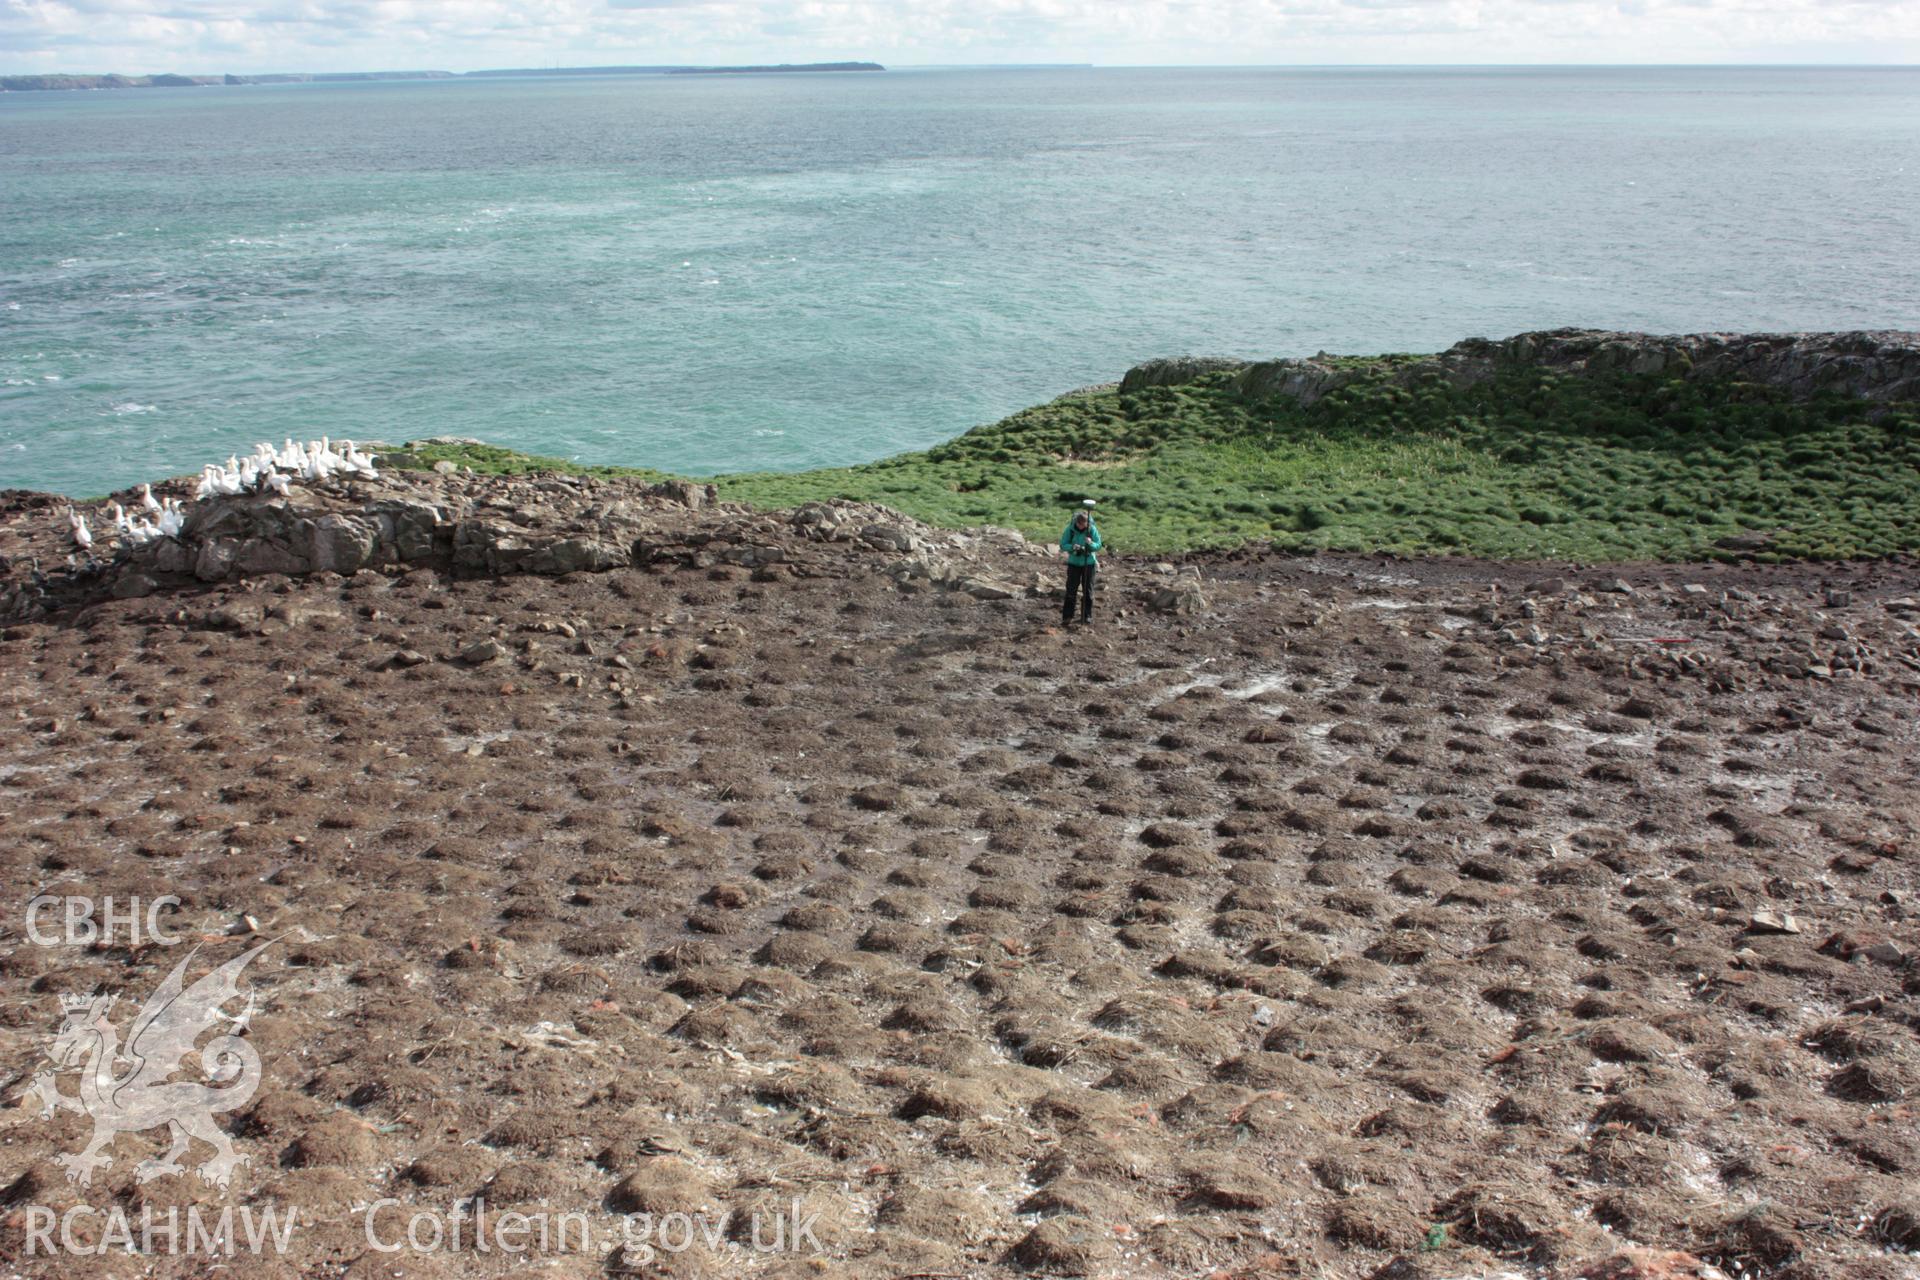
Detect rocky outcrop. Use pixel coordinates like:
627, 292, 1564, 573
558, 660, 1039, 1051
1122, 329, 1920, 408
0, 474, 1047, 623
1444, 329, 1920, 402
1118, 356, 1250, 395
1231, 359, 1371, 407
150, 490, 445, 582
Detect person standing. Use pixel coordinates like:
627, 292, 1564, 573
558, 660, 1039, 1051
1059, 504, 1102, 626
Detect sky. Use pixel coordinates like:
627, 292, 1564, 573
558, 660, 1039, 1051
2, 0, 1918, 74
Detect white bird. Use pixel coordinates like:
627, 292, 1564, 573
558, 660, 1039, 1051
157, 498, 185, 537
202, 462, 242, 497
340, 439, 378, 478
139, 483, 161, 514
66, 506, 93, 552
111, 502, 131, 534
307, 438, 342, 482
265, 471, 291, 497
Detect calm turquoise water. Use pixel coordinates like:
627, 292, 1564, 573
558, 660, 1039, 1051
3, 67, 1918, 495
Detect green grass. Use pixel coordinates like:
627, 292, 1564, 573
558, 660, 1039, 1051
391, 362, 1920, 561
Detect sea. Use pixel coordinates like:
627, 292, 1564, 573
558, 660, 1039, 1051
3, 66, 1918, 496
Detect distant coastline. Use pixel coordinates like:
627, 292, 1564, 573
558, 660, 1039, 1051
0, 71, 455, 91
665, 63, 884, 75
0, 62, 883, 92
468, 62, 883, 78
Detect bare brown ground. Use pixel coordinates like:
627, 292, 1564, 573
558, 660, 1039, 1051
1, 498, 1917, 1279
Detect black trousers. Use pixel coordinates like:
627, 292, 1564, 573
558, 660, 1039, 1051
1062, 562, 1095, 621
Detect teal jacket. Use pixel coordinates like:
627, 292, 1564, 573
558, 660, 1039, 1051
1060, 517, 1102, 567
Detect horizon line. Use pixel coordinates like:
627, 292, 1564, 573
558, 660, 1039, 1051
6, 60, 1920, 78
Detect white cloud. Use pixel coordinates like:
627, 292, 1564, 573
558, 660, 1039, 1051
0, 0, 1915, 71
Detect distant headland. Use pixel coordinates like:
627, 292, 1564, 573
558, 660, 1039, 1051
0, 63, 884, 92
468, 62, 884, 78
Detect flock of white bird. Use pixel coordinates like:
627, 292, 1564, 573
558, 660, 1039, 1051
62, 438, 380, 557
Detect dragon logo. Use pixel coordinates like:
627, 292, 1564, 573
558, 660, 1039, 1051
26, 942, 270, 1190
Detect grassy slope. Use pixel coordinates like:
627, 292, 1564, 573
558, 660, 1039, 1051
390, 362, 1920, 561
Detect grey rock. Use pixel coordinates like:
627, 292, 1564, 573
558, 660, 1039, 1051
371, 500, 443, 562
718, 544, 784, 568
646, 479, 717, 509
859, 523, 920, 553
1149, 583, 1207, 615
460, 638, 506, 665
959, 576, 1019, 601
1451, 329, 1920, 403
150, 539, 192, 575
111, 573, 158, 600
233, 538, 306, 577
1864, 940, 1908, 966
194, 538, 240, 581
527, 538, 627, 575
1118, 355, 1250, 394
203, 601, 268, 630
887, 554, 943, 582
452, 521, 527, 573
1233, 358, 1370, 406
788, 502, 843, 529
1124, 329, 1920, 418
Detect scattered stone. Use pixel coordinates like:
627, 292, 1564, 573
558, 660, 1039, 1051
111, 573, 158, 599
859, 522, 920, 553
1820, 930, 1907, 965
459, 638, 505, 665
1149, 582, 1207, 615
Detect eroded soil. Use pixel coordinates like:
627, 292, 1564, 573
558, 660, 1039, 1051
1, 504, 1917, 1280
